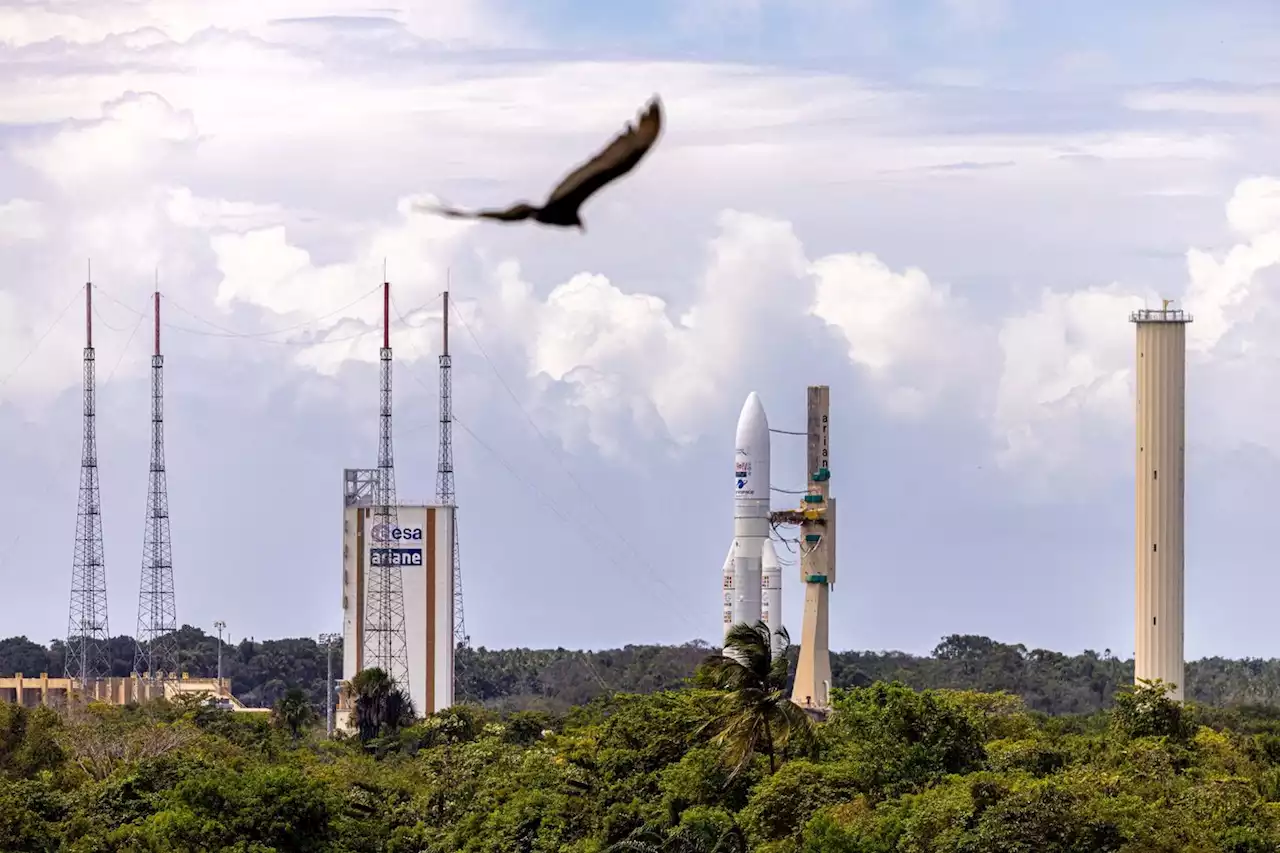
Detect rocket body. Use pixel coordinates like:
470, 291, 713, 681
727, 392, 771, 639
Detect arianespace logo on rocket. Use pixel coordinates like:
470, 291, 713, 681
368, 523, 424, 568
735, 449, 753, 495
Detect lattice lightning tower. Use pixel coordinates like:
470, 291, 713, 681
436, 285, 468, 647
363, 280, 410, 687
134, 291, 178, 680
66, 279, 111, 685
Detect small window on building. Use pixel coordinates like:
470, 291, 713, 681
1153, 469, 1158, 480
1153, 543, 1158, 552
1153, 617, 1157, 626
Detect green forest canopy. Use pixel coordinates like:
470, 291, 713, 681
6, 644, 1280, 850
6, 628, 1280, 714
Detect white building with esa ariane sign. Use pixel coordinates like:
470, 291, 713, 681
340, 473, 455, 729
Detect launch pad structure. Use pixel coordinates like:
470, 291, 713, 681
771, 385, 836, 716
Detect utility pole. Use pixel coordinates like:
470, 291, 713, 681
214, 620, 226, 695
319, 632, 341, 735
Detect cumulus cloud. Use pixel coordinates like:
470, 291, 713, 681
0, 199, 46, 243
15, 91, 199, 193
1180, 177, 1280, 356
810, 252, 988, 418
472, 210, 979, 451
499, 211, 811, 449
994, 285, 1149, 481
164, 187, 288, 232
195, 172, 1280, 470
214, 194, 977, 456
207, 195, 474, 374
991, 174, 1280, 478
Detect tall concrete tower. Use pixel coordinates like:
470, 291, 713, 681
1131, 301, 1192, 701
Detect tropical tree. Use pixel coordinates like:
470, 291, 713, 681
608, 822, 747, 853
272, 687, 315, 743
1110, 678, 1197, 743
343, 667, 415, 744
696, 621, 812, 775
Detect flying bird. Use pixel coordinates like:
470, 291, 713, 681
418, 95, 664, 232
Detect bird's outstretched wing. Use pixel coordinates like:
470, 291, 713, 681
416, 201, 541, 222
542, 96, 664, 215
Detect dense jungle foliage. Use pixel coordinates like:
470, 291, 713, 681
4, 627, 1280, 715
4, 621, 1280, 852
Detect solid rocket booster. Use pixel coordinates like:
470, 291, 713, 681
721, 542, 735, 631
762, 537, 782, 655
727, 392, 771, 638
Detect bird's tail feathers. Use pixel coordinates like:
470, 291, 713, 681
413, 201, 467, 218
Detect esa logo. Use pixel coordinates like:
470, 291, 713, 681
370, 524, 424, 543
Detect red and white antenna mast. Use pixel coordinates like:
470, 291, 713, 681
134, 281, 178, 680
435, 270, 467, 648
65, 266, 111, 687
364, 267, 409, 687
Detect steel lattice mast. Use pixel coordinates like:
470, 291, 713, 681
436, 285, 468, 647
364, 280, 409, 687
66, 279, 111, 686
134, 291, 178, 680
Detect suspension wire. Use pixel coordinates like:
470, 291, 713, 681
89, 283, 439, 348
0, 283, 85, 395
769, 428, 806, 436
443, 295, 695, 613
101, 313, 147, 384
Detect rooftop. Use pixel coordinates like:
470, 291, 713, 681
1130, 308, 1193, 324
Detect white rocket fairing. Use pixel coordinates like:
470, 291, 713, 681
725, 392, 773, 643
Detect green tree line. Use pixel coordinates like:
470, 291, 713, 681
6, 629, 1280, 714
4, 623, 1280, 850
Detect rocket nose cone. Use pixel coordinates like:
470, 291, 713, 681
737, 392, 768, 433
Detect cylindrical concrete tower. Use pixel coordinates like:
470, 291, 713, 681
1131, 302, 1192, 701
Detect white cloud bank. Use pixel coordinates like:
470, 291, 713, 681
1, 8, 1277, 483
991, 175, 1280, 481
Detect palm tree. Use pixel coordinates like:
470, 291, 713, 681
696, 621, 812, 776
272, 687, 315, 743
344, 667, 416, 744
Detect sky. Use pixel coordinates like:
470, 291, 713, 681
3, 0, 1280, 662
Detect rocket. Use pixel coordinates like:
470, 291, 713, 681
722, 392, 779, 650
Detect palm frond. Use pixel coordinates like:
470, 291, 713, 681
711, 825, 747, 853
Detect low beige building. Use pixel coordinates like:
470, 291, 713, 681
0, 672, 268, 713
